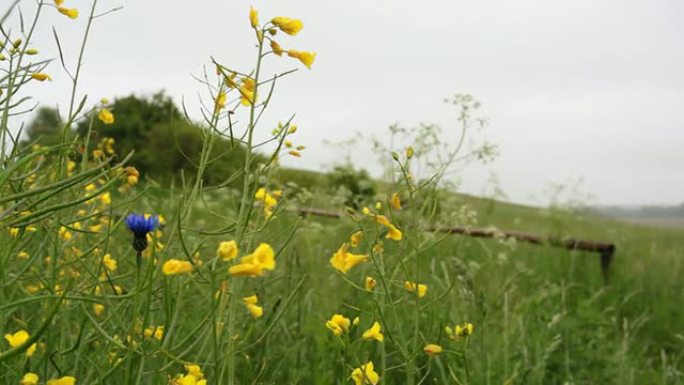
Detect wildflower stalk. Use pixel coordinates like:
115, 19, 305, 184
226, 27, 265, 385
60, 0, 98, 147
0, 2, 44, 165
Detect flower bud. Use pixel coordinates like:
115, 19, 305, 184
391, 152, 400, 161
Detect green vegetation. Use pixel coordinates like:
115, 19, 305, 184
1, 2, 682, 385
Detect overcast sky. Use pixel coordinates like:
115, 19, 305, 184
9, 0, 684, 206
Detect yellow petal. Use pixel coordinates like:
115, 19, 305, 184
57, 7, 79, 19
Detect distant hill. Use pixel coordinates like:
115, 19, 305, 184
587, 204, 684, 228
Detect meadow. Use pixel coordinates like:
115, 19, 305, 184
1, 2, 683, 385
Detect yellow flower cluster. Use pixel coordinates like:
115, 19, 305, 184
445, 322, 474, 340
228, 243, 276, 277
361, 321, 384, 342
217, 240, 238, 260
248, 8, 316, 70
350, 230, 364, 247
98, 109, 114, 124
143, 325, 164, 341
4, 329, 37, 357
404, 281, 428, 298
325, 313, 351, 336
162, 259, 194, 276
172, 364, 206, 385
364, 276, 376, 291
351, 361, 379, 385
329, 243, 367, 274
423, 343, 443, 356
20, 373, 40, 385
362, 207, 403, 241
255, 187, 281, 218
243, 294, 264, 319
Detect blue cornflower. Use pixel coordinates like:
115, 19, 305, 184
125, 213, 158, 253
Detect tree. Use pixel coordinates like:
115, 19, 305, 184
22, 107, 63, 146
75, 91, 258, 186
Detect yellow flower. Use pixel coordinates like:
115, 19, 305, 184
184, 364, 204, 380
59, 226, 71, 241
453, 322, 474, 338
271, 17, 303, 35
217, 240, 238, 260
53, 0, 64, 5
386, 224, 403, 241
373, 214, 390, 226
243, 295, 264, 319
404, 281, 427, 298
243, 294, 258, 305
31, 73, 51, 81
288, 150, 301, 157
375, 201, 382, 210
229, 243, 276, 277
4, 330, 36, 357
162, 259, 194, 276
100, 192, 111, 205
17, 251, 29, 259
21, 373, 39, 385
406, 146, 414, 158
350, 231, 364, 247
270, 40, 284, 56
57, 7, 79, 19
104, 137, 115, 154
373, 214, 403, 241
144, 326, 164, 340
124, 166, 139, 185
173, 375, 199, 385
93, 304, 105, 316
287, 49, 316, 69
215, 91, 227, 110
423, 343, 443, 356
351, 361, 379, 385
390, 193, 402, 210
325, 314, 350, 336
364, 276, 376, 291
362, 321, 384, 342
239, 77, 256, 106
249, 6, 259, 28
329, 243, 368, 274
98, 109, 115, 124
255, 187, 277, 208
102, 253, 117, 272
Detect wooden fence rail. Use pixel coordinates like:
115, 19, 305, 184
297, 208, 616, 282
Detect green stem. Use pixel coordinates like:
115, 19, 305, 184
227, 29, 265, 385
